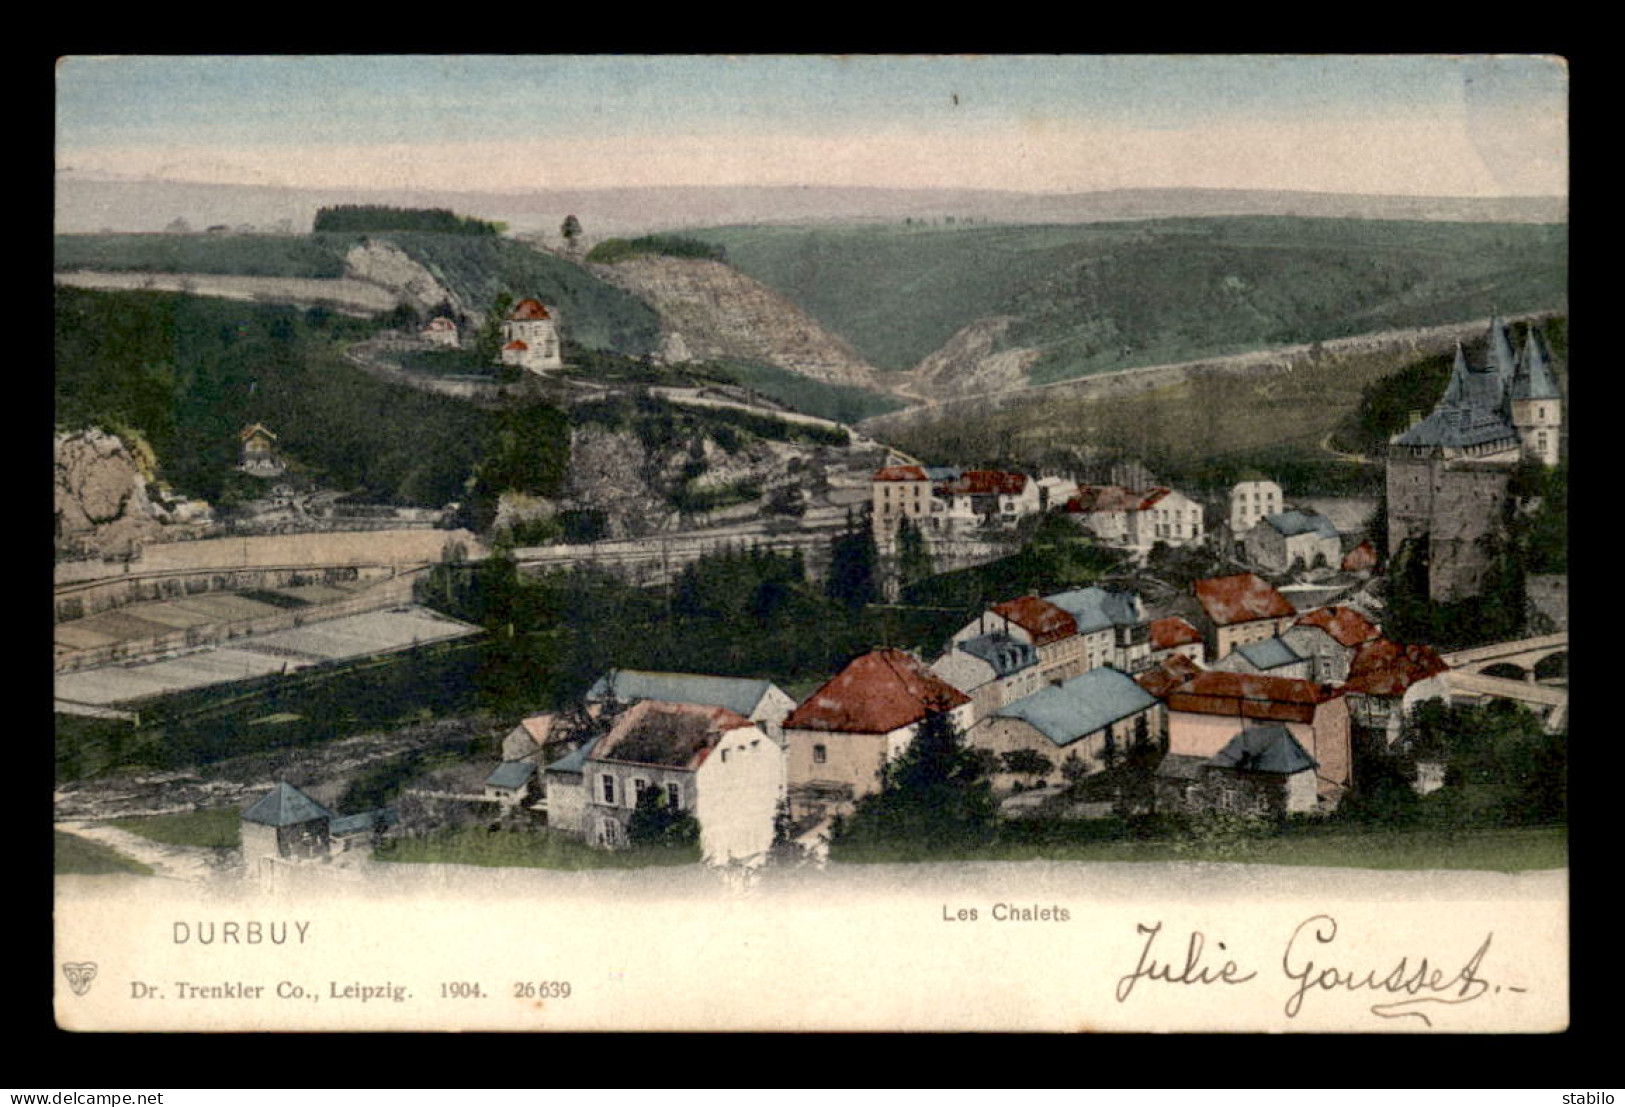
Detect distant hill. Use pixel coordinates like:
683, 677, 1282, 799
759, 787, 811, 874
55, 172, 1567, 237
690, 218, 1569, 392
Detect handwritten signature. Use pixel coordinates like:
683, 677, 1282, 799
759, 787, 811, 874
1114, 914, 1525, 1026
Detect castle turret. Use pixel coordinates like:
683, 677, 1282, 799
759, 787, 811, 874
1510, 326, 1562, 465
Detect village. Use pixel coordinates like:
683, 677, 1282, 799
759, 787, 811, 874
54, 298, 1568, 883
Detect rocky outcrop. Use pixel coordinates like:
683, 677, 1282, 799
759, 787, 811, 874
55, 429, 211, 558
343, 240, 468, 325
904, 316, 1043, 400
588, 256, 884, 390
555, 424, 832, 541
563, 427, 680, 538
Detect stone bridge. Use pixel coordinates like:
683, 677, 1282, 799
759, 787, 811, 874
1442, 633, 1568, 681
1442, 670, 1568, 733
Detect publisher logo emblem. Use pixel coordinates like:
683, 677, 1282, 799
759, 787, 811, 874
62, 962, 97, 996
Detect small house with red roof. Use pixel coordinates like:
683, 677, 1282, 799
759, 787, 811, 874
499, 297, 563, 373
950, 595, 1085, 682
782, 648, 972, 822
1148, 669, 1353, 805
421, 315, 460, 347
1341, 539, 1379, 576
569, 699, 782, 864
1193, 573, 1299, 661
1340, 638, 1452, 748
1281, 605, 1383, 684
1149, 615, 1206, 667
934, 469, 1041, 524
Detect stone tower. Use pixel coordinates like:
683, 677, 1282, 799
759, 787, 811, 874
1509, 327, 1563, 466
1384, 318, 1548, 603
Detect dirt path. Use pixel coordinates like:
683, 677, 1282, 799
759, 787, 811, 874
55, 821, 230, 883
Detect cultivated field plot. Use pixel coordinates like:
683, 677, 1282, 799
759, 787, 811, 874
55, 606, 480, 707
54, 587, 358, 655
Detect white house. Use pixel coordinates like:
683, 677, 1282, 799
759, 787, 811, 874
572, 700, 784, 865
1066, 485, 1205, 555
930, 631, 1044, 727
499, 298, 564, 373
1243, 510, 1343, 574
1230, 480, 1284, 536
585, 670, 797, 746
421, 316, 460, 347
1044, 586, 1153, 673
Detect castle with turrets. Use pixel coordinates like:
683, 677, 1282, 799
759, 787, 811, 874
1385, 317, 1563, 602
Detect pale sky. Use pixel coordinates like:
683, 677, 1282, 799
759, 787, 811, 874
55, 55, 1568, 197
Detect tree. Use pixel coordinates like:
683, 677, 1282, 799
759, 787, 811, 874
896, 516, 933, 588
826, 514, 880, 610
834, 704, 996, 853
627, 787, 699, 850
561, 215, 583, 257
476, 291, 515, 369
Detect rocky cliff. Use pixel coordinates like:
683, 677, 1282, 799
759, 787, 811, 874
903, 316, 1044, 400
344, 240, 468, 325
55, 428, 212, 558
587, 256, 885, 391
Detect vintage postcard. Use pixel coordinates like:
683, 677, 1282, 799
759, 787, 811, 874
53, 54, 1568, 1033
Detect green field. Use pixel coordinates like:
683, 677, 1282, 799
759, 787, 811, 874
692, 218, 1568, 384
54, 232, 347, 278
374, 827, 700, 869
54, 830, 153, 876
831, 825, 1567, 873
108, 808, 241, 849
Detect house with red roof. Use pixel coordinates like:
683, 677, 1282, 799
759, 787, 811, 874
934, 469, 1041, 525
421, 315, 460, 347
1147, 669, 1353, 806
782, 648, 973, 822
499, 297, 563, 373
1149, 616, 1206, 667
1340, 638, 1452, 748
1065, 484, 1205, 556
1193, 573, 1299, 661
1341, 539, 1379, 575
562, 699, 782, 864
950, 595, 1085, 683
1280, 605, 1383, 684
871, 464, 935, 546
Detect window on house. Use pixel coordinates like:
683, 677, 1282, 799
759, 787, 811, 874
600, 774, 615, 805
666, 782, 681, 809
601, 819, 621, 847
721, 749, 729, 763
813, 744, 827, 764
633, 778, 649, 804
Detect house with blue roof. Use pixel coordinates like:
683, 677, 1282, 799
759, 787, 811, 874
240, 781, 397, 864
930, 630, 1044, 725
585, 669, 797, 744
1154, 724, 1320, 817
1209, 635, 1311, 681
1044, 586, 1152, 674
1243, 509, 1342, 575
483, 760, 540, 809
971, 667, 1165, 791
